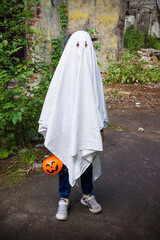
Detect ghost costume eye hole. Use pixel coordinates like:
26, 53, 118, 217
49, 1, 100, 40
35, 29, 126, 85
76, 42, 79, 47
85, 41, 87, 47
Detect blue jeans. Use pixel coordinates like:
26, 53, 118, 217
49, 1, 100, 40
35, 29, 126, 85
59, 164, 93, 198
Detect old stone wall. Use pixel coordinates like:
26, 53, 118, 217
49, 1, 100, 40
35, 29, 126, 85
125, 0, 160, 38
30, 0, 121, 70
30, 0, 160, 71
29, 0, 63, 64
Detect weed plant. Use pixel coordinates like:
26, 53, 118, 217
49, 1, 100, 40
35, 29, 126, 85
105, 27, 160, 84
124, 26, 160, 53
20, 148, 38, 165
105, 52, 160, 84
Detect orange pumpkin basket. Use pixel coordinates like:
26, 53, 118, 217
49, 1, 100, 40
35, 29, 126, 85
43, 155, 63, 175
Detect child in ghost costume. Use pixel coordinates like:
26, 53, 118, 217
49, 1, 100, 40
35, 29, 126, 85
38, 30, 108, 220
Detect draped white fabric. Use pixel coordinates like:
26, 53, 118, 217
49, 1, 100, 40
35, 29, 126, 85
38, 31, 108, 186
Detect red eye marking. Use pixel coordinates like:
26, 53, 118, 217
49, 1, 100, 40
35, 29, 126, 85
76, 42, 79, 47
85, 41, 87, 47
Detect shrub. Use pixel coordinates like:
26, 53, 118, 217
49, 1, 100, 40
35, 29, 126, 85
104, 52, 160, 84
124, 26, 160, 53
0, 1, 65, 158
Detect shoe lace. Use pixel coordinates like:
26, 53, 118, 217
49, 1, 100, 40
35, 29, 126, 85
88, 196, 98, 206
57, 204, 67, 214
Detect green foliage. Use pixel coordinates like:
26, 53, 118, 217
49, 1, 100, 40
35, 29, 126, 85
124, 26, 160, 53
88, 28, 96, 35
104, 52, 160, 84
94, 42, 101, 50
88, 28, 102, 67
88, 28, 101, 50
50, 38, 62, 71
20, 147, 38, 164
0, 1, 67, 158
0, 0, 53, 158
58, 4, 68, 31
107, 26, 160, 84
57, 4, 68, 50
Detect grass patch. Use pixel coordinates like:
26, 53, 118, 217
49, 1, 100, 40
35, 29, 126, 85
0, 147, 38, 184
5, 171, 24, 184
121, 127, 129, 131
106, 123, 118, 130
19, 148, 38, 165
106, 123, 129, 131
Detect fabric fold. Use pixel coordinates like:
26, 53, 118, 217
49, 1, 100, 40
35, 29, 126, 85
38, 31, 108, 186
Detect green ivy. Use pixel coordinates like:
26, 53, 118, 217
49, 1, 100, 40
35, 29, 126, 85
0, 1, 69, 158
88, 28, 102, 67
50, 38, 62, 71
58, 4, 68, 31
0, 0, 52, 158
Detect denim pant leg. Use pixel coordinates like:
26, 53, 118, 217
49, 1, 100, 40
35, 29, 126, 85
59, 165, 71, 198
80, 164, 93, 195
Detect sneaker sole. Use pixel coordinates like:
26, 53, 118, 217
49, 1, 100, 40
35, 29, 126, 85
81, 199, 102, 214
56, 214, 68, 221
56, 204, 70, 221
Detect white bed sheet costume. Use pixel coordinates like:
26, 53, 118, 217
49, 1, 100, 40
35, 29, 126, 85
38, 31, 108, 187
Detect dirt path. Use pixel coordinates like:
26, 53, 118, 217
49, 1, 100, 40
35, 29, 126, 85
104, 82, 160, 111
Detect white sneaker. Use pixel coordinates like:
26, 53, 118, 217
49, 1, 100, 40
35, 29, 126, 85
56, 198, 70, 220
81, 194, 102, 213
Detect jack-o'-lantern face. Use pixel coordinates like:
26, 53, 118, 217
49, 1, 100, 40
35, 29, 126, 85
43, 155, 63, 175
